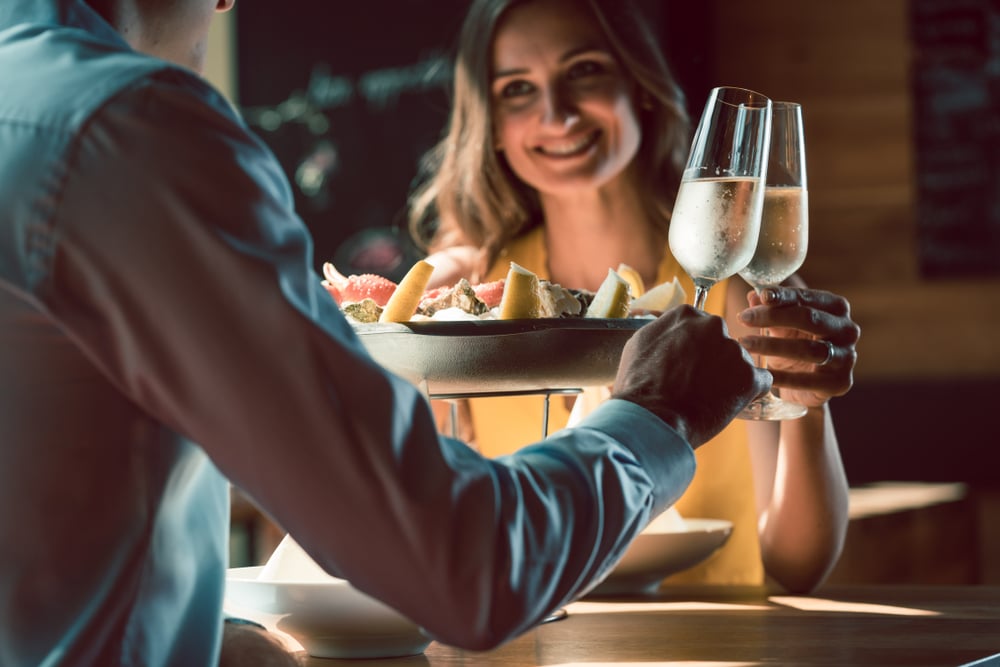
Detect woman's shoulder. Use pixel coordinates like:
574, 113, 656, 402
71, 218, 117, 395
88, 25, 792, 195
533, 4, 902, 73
490, 227, 547, 278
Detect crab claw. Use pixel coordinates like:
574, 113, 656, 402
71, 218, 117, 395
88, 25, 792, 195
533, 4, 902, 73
320, 262, 398, 307
323, 262, 348, 286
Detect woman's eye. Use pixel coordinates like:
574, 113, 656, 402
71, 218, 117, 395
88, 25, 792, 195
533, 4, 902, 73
498, 79, 535, 99
567, 60, 605, 79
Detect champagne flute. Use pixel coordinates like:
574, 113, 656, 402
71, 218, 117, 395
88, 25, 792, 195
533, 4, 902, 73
737, 101, 809, 420
669, 87, 772, 310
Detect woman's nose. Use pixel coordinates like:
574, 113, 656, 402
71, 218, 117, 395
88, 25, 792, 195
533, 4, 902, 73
539, 85, 579, 128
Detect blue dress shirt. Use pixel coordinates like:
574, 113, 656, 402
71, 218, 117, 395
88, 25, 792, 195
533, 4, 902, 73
0, 1, 696, 664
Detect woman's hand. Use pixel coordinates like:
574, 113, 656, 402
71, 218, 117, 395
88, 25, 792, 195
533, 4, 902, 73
737, 285, 860, 408
423, 245, 484, 288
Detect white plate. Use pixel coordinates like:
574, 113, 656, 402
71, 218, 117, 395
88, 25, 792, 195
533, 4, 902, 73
354, 318, 648, 397
224, 566, 431, 659
589, 518, 734, 596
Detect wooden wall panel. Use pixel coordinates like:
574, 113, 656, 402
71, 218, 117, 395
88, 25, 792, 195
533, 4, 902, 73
710, 0, 1000, 381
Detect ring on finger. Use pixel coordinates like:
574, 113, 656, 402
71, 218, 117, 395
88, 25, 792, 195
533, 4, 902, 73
817, 339, 835, 366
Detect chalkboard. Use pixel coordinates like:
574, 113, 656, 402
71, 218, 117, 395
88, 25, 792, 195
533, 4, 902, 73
236, 2, 469, 281
235, 2, 697, 281
910, 0, 1000, 278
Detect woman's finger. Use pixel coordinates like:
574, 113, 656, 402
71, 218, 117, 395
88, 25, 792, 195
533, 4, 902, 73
759, 286, 851, 316
740, 304, 861, 345
741, 334, 851, 366
768, 367, 854, 399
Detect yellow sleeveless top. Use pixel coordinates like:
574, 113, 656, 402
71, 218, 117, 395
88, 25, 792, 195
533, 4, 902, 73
468, 227, 763, 586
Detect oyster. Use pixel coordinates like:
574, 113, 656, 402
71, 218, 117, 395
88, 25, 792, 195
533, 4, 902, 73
418, 278, 489, 317
342, 298, 383, 324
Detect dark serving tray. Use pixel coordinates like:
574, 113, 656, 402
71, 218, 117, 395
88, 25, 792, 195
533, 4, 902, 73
354, 318, 649, 397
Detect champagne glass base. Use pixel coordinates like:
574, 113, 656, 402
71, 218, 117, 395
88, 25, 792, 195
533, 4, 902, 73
738, 392, 808, 421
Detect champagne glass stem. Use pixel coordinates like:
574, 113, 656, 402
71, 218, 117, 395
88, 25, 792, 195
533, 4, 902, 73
692, 280, 715, 310
738, 287, 807, 421
756, 327, 770, 372
754, 292, 769, 370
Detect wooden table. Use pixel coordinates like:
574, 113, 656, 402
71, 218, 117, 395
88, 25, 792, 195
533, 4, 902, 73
299, 585, 1000, 666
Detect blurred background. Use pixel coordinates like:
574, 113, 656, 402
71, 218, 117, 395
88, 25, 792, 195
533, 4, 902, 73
206, 1, 999, 584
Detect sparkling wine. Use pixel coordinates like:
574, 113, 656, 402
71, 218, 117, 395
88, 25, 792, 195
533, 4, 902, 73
739, 186, 808, 289
668, 177, 763, 283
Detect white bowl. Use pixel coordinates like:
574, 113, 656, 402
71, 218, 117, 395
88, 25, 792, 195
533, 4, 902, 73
224, 566, 431, 659
589, 518, 734, 596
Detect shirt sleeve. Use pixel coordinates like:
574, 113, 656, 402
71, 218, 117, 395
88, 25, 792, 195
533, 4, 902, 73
41, 69, 696, 650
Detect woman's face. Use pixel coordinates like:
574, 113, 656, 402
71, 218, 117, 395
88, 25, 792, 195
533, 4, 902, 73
489, 0, 642, 196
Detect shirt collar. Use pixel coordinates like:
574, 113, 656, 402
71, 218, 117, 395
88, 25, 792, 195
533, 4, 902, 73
0, 0, 128, 50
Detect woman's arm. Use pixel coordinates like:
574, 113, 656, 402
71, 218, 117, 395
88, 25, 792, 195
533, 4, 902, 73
726, 277, 857, 593
424, 245, 484, 288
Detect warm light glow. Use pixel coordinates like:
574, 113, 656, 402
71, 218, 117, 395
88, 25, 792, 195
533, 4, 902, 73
847, 482, 967, 519
203, 9, 236, 102
769, 596, 940, 617
568, 601, 771, 615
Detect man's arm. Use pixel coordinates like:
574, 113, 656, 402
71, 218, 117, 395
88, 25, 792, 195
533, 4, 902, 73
37, 70, 707, 649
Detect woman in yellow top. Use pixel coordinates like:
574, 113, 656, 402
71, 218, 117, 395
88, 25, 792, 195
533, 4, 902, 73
409, 0, 860, 593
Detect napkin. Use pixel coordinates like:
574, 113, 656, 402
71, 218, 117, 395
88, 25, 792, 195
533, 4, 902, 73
258, 534, 339, 583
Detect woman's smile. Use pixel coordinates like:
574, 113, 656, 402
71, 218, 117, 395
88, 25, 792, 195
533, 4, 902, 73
534, 129, 601, 158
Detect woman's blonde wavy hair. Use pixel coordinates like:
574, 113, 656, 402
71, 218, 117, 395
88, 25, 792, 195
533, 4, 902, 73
408, 0, 691, 281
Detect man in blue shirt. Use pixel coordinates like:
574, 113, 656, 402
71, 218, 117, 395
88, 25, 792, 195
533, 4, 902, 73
0, 0, 769, 664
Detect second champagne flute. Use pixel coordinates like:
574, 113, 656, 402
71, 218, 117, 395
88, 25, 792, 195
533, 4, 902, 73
737, 101, 809, 421
669, 86, 772, 310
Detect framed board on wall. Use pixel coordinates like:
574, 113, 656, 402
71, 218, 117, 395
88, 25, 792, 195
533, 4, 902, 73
236, 2, 468, 281
910, 0, 1000, 278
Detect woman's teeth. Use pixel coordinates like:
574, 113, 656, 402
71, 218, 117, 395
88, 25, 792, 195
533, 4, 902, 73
537, 130, 598, 156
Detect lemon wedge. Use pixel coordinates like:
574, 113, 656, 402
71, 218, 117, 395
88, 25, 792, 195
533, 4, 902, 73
630, 276, 686, 312
585, 268, 631, 318
499, 262, 541, 319
379, 260, 435, 323
616, 263, 645, 298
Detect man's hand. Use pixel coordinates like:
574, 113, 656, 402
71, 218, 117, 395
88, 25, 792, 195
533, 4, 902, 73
612, 305, 770, 447
219, 620, 301, 667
